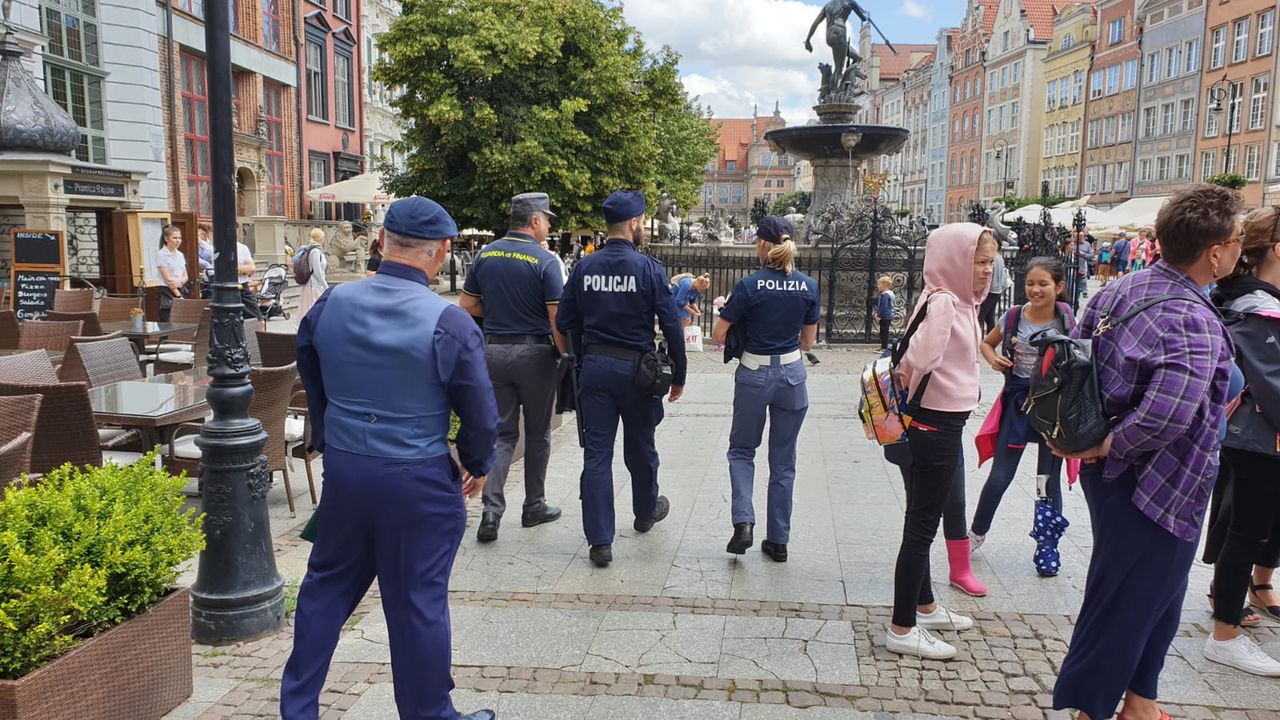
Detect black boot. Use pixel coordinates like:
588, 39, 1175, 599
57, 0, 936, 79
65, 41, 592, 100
762, 540, 788, 563
726, 523, 754, 554
634, 495, 670, 533
460, 711, 496, 720
521, 504, 562, 528
589, 544, 612, 567
476, 512, 500, 543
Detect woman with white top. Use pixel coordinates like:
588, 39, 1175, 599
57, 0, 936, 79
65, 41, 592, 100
297, 227, 329, 318
156, 224, 189, 321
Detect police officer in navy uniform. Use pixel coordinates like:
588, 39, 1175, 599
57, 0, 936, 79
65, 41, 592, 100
461, 192, 566, 543
556, 190, 687, 568
281, 196, 499, 720
711, 216, 819, 563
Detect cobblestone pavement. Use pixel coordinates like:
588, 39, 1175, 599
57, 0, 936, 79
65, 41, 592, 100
168, 334, 1280, 719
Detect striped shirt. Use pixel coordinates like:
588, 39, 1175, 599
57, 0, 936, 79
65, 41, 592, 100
1074, 261, 1234, 541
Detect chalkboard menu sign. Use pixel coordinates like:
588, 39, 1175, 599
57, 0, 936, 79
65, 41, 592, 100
12, 230, 63, 267
11, 270, 60, 320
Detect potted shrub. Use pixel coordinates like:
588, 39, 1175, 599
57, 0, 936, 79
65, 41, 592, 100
0, 454, 205, 720
1206, 172, 1248, 189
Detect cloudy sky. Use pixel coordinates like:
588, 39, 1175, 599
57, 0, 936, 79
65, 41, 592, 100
621, 0, 964, 125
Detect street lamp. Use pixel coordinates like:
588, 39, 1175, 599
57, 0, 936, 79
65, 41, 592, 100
1207, 73, 1235, 175
992, 137, 1014, 197
189, 0, 285, 643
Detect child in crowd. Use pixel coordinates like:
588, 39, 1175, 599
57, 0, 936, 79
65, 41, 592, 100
970, 257, 1076, 576
874, 275, 895, 350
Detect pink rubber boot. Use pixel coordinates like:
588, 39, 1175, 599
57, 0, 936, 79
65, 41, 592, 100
946, 538, 988, 597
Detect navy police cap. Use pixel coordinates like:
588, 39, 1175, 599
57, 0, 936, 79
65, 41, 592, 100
602, 190, 647, 224
756, 216, 795, 244
383, 195, 458, 241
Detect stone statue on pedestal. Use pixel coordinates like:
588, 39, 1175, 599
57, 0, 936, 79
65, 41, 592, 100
805, 0, 872, 104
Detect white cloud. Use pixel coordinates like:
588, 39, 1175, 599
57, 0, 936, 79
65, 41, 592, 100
901, 0, 932, 21
622, 0, 828, 123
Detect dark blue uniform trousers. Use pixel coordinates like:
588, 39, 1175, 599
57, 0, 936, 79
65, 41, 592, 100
578, 355, 662, 546
281, 448, 466, 720
1054, 464, 1198, 719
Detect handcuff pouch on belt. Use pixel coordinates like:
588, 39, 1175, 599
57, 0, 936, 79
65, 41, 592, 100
634, 341, 674, 398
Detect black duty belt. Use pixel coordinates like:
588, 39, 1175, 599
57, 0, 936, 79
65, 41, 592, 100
486, 334, 550, 345
584, 344, 642, 361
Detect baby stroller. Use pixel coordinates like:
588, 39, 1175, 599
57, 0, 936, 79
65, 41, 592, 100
255, 264, 290, 320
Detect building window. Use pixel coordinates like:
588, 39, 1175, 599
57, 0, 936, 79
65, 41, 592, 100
1165, 46, 1180, 79
1123, 60, 1137, 90
726, 160, 736, 171
1061, 34, 1074, 51
1056, 124, 1067, 154
1013, 61, 1022, 84
264, 83, 286, 216
40, 2, 108, 164
1101, 163, 1113, 192
732, 185, 743, 204
262, 0, 281, 52
1259, 10, 1275, 57
1157, 156, 1170, 181
1109, 18, 1124, 45
1090, 69, 1103, 99
309, 152, 331, 219
179, 0, 203, 18
306, 37, 327, 120
1047, 80, 1057, 111
1160, 103, 1174, 135
1103, 115, 1117, 145
1139, 158, 1152, 182
1202, 150, 1216, 180
1175, 153, 1191, 180
1000, 66, 1008, 88
1002, 30, 1010, 52
1085, 166, 1098, 193
1185, 38, 1201, 73
334, 49, 354, 128
969, 150, 977, 183
1273, 142, 1280, 178
1225, 146, 1239, 174
1069, 120, 1081, 153
1146, 51, 1160, 84
1211, 26, 1226, 69
1105, 65, 1120, 95
334, 0, 350, 19
1232, 19, 1250, 64
1043, 127, 1053, 158
1245, 144, 1261, 180
1087, 119, 1100, 148
1180, 98, 1194, 132
1228, 80, 1244, 134
180, 53, 211, 217
1249, 75, 1268, 130
718, 185, 728, 205
1072, 71, 1083, 104
230, 0, 238, 35
1142, 107, 1157, 138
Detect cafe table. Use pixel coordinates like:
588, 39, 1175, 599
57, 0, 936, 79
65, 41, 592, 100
89, 368, 210, 449
99, 320, 198, 359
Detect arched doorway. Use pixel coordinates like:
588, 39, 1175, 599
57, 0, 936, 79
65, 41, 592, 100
236, 167, 260, 219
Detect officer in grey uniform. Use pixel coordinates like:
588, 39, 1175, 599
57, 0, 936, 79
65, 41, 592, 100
556, 190, 687, 568
461, 192, 566, 542
711, 216, 820, 563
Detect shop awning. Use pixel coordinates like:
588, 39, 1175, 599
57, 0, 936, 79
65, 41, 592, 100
305, 172, 396, 204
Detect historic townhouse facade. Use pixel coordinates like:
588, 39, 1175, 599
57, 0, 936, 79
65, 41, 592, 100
1081, 0, 1140, 207
301, 0, 364, 221
877, 79, 906, 206
900, 54, 935, 216
946, 0, 1000, 223
1197, 0, 1275, 208
980, 0, 1054, 202
1133, 0, 1206, 198
925, 28, 958, 223
159, 0, 301, 219
1039, 3, 1095, 199
362, 0, 401, 172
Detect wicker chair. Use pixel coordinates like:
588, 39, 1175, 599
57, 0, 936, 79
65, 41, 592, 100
0, 382, 142, 474
0, 310, 19, 350
19, 319, 83, 353
0, 432, 34, 492
256, 330, 297, 367
154, 308, 211, 375
287, 389, 319, 508
244, 318, 263, 366
52, 288, 94, 313
59, 335, 139, 387
146, 298, 209, 355
0, 350, 59, 383
45, 310, 103, 338
97, 295, 142, 323
0, 393, 42, 481
166, 363, 308, 515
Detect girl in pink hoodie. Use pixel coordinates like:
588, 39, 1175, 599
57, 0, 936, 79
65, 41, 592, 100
887, 223, 997, 661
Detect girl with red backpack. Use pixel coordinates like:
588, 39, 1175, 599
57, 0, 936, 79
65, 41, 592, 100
970, 257, 1076, 576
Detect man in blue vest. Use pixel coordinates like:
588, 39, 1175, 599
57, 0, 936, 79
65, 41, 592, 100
461, 192, 566, 543
281, 195, 499, 720
556, 190, 687, 568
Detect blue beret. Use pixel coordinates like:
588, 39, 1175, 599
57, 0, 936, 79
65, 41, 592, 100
756, 216, 795, 244
602, 190, 647, 224
383, 195, 458, 240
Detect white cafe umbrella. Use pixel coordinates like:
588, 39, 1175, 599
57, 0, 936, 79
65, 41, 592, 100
1049, 206, 1113, 229
305, 172, 396, 204
1001, 204, 1046, 223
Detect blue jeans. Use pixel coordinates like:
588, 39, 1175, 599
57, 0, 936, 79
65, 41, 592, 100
970, 407, 1064, 537
728, 359, 809, 544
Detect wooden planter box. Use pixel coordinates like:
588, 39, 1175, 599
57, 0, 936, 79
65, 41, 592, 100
0, 588, 192, 720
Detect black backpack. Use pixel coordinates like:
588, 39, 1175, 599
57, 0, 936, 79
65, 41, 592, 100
293, 245, 317, 285
1024, 293, 1186, 454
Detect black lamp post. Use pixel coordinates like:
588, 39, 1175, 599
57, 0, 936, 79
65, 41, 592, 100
189, 0, 285, 643
1207, 73, 1235, 175
992, 137, 1013, 198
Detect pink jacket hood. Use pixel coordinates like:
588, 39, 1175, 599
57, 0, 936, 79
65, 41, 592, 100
921, 222, 991, 305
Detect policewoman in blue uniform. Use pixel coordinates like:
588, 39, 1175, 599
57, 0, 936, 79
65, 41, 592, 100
711, 216, 820, 562
281, 196, 499, 720
556, 190, 688, 568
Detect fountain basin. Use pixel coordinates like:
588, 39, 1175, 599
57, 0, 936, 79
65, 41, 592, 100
765, 124, 909, 163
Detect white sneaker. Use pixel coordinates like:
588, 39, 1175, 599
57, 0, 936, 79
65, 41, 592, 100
885, 626, 957, 660
969, 531, 986, 552
1204, 634, 1280, 677
918, 606, 974, 632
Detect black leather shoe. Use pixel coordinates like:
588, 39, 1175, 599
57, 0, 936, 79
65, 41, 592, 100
762, 540, 788, 563
727, 523, 754, 554
476, 512, 500, 543
589, 544, 612, 567
460, 711, 496, 720
521, 504, 562, 528
634, 495, 670, 533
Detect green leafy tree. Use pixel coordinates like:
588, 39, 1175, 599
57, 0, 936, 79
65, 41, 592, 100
376, 0, 718, 233
769, 190, 811, 216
